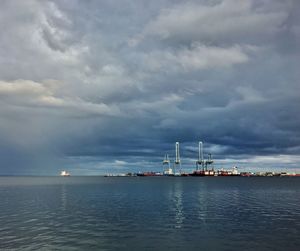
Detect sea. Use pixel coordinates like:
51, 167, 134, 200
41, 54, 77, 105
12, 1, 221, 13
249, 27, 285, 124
0, 176, 299, 251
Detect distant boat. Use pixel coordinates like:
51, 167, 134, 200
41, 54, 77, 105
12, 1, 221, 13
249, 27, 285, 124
60, 170, 70, 177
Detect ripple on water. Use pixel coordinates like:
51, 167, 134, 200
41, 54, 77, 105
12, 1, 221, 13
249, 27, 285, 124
0, 177, 299, 250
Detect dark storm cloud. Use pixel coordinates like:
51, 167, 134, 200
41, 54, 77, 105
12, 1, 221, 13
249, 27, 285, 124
0, 0, 299, 174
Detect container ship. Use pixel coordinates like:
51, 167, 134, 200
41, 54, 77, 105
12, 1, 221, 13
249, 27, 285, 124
137, 171, 163, 177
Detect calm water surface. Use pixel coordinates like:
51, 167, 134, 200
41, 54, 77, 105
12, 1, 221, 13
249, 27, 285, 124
0, 176, 299, 250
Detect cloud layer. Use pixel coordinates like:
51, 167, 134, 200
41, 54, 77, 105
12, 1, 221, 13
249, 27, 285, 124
0, 0, 299, 174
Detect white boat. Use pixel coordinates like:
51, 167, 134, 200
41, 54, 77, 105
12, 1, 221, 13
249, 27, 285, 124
60, 170, 70, 177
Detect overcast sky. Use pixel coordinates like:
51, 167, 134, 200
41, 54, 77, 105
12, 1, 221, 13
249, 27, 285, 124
0, 0, 299, 175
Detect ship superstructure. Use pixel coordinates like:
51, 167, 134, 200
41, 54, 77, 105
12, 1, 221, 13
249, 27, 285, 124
60, 170, 70, 177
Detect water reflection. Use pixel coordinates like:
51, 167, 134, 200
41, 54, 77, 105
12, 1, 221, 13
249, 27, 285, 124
60, 185, 67, 211
169, 181, 184, 229
197, 182, 208, 223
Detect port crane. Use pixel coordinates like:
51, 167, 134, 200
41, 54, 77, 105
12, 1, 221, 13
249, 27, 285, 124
195, 141, 214, 171
174, 142, 182, 174
163, 154, 174, 175
163, 154, 170, 168
205, 153, 214, 171
196, 141, 205, 170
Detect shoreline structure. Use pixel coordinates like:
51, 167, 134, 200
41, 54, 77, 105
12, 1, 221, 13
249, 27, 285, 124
105, 141, 300, 177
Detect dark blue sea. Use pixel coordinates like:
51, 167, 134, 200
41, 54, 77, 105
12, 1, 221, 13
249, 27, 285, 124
0, 176, 299, 250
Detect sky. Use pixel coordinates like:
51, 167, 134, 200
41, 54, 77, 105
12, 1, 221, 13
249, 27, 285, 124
0, 0, 299, 175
